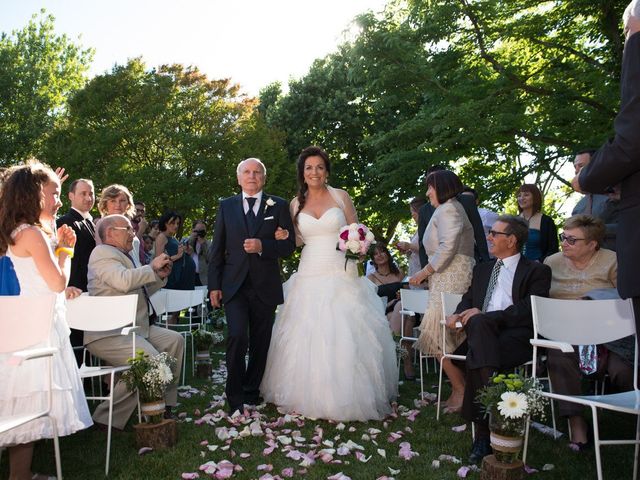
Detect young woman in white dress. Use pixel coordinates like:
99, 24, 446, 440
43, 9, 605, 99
0, 161, 92, 480
260, 146, 397, 421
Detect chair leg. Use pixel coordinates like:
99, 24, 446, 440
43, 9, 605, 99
634, 413, 640, 480
181, 333, 187, 386
436, 356, 444, 420
591, 406, 603, 480
523, 417, 530, 465
105, 372, 116, 476
419, 352, 425, 402
49, 416, 62, 480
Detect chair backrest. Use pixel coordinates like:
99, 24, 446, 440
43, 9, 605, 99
191, 287, 207, 306
531, 295, 636, 345
441, 292, 463, 318
162, 288, 199, 311
149, 289, 167, 316
66, 294, 138, 332
400, 289, 430, 315
0, 294, 57, 353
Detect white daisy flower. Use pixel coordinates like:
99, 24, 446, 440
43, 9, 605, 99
497, 391, 528, 419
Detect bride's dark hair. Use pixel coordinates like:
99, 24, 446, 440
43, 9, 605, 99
295, 146, 331, 223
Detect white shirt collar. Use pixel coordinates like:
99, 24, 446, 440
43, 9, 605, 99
242, 191, 263, 202
71, 207, 93, 221
498, 252, 521, 270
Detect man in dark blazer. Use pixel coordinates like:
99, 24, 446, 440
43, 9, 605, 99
574, 4, 640, 335
418, 167, 490, 267
56, 178, 97, 365
445, 215, 551, 463
209, 158, 296, 414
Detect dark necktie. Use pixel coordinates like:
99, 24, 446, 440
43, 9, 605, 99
84, 218, 95, 237
482, 259, 504, 312
246, 197, 257, 233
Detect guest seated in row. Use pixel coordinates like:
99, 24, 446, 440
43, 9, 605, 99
544, 214, 633, 450
445, 215, 551, 463
367, 243, 405, 317
86, 214, 184, 429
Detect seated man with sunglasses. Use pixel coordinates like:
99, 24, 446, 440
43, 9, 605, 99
543, 214, 632, 450
443, 215, 552, 463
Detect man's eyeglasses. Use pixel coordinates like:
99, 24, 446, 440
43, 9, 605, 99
488, 229, 512, 237
110, 226, 134, 233
559, 233, 586, 245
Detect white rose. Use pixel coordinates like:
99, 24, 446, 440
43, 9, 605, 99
365, 231, 375, 242
346, 240, 361, 254
348, 223, 359, 231
348, 229, 360, 240
266, 198, 275, 207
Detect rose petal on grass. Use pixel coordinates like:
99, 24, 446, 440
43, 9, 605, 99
524, 465, 538, 474
377, 448, 386, 458
335, 422, 346, 431
239, 453, 251, 459
457, 466, 470, 478
542, 464, 555, 471
327, 473, 351, 480
398, 442, 419, 461
138, 447, 153, 455
355, 451, 371, 463
432, 460, 440, 468
257, 464, 274, 472
388, 467, 400, 475
451, 424, 467, 433
281, 467, 294, 478
182, 473, 199, 479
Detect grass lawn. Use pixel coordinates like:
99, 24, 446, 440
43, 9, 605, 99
3, 343, 637, 479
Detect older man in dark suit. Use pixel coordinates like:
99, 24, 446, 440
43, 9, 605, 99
574, 3, 640, 335
209, 158, 296, 414
445, 215, 551, 463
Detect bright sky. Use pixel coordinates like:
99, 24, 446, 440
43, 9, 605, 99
0, 0, 388, 96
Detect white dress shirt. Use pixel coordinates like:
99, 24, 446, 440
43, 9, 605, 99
486, 253, 521, 312
242, 191, 263, 215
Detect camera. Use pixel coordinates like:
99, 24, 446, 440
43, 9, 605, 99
194, 229, 206, 238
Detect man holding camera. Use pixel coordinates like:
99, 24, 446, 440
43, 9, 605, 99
187, 220, 210, 287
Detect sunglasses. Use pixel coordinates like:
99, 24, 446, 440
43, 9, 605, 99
487, 229, 512, 237
559, 233, 586, 245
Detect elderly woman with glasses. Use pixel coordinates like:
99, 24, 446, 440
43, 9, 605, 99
543, 215, 632, 451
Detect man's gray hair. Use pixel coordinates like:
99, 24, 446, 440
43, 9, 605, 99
236, 157, 267, 176
624, 0, 640, 27
98, 214, 129, 242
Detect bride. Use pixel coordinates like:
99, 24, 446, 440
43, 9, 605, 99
260, 146, 398, 421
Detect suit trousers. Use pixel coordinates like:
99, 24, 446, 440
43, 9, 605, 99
224, 276, 276, 409
87, 325, 184, 429
547, 348, 634, 417
459, 313, 533, 424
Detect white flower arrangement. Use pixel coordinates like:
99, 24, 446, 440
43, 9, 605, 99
122, 350, 177, 403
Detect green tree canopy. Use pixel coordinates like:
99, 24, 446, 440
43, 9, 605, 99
0, 10, 93, 164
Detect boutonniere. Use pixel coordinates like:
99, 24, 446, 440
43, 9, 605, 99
264, 197, 276, 213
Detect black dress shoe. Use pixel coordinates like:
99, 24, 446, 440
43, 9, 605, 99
468, 436, 492, 464
243, 395, 264, 406
228, 404, 243, 415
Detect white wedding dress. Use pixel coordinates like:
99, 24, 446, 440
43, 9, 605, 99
0, 225, 92, 447
261, 201, 398, 421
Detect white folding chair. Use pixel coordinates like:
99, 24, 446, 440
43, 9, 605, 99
523, 296, 640, 480
437, 292, 464, 420
0, 294, 61, 480
156, 288, 204, 384
66, 294, 138, 476
398, 289, 430, 399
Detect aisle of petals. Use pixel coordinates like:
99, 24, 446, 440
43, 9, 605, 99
173, 359, 506, 480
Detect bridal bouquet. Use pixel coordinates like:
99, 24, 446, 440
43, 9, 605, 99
337, 223, 376, 275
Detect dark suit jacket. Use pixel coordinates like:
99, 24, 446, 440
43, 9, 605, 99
537, 214, 559, 262
455, 256, 551, 331
580, 32, 640, 299
56, 208, 96, 291
208, 193, 296, 306
418, 193, 490, 268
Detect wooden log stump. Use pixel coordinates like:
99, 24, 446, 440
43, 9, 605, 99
196, 363, 212, 379
480, 455, 524, 480
133, 418, 177, 450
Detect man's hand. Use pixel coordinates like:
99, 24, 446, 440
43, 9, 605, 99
210, 290, 223, 308
244, 238, 262, 254
458, 307, 482, 327
65, 286, 83, 300
274, 227, 289, 240
151, 253, 172, 278
445, 313, 462, 330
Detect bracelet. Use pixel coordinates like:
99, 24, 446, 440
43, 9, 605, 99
55, 247, 74, 259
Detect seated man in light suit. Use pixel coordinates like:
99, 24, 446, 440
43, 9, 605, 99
86, 214, 183, 429
445, 215, 552, 463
